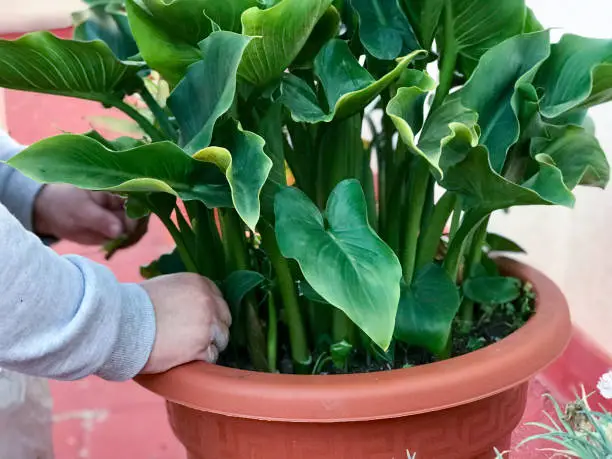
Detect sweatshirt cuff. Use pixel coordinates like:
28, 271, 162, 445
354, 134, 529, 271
96, 284, 157, 381
0, 163, 43, 231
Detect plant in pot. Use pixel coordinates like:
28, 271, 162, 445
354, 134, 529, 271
2, 0, 611, 457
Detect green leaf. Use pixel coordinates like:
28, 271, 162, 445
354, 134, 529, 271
349, 0, 420, 60
0, 31, 143, 102
194, 122, 272, 230
444, 0, 526, 66
535, 34, 612, 118
439, 136, 575, 211
485, 233, 525, 253
530, 126, 610, 190
239, 0, 334, 86
282, 40, 425, 123
330, 340, 353, 369
126, 0, 256, 86
388, 94, 478, 179
523, 7, 544, 33
459, 30, 551, 172
168, 31, 252, 153
222, 270, 267, 315
141, 248, 186, 279
275, 179, 402, 350
401, 0, 444, 50
73, 3, 139, 60
463, 276, 521, 304
292, 6, 341, 69
394, 263, 460, 356
6, 134, 232, 208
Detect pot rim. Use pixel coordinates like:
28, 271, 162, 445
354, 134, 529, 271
135, 257, 571, 423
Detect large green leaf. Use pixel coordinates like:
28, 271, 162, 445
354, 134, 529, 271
0, 31, 143, 102
125, 0, 256, 86
535, 34, 612, 118
441, 0, 526, 72
168, 31, 252, 153
281, 40, 425, 123
194, 122, 272, 230
459, 31, 551, 172
349, 0, 420, 60
438, 128, 575, 211
394, 263, 460, 356
239, 0, 334, 86
292, 6, 341, 69
401, 0, 444, 50
274, 179, 402, 350
388, 94, 478, 179
530, 126, 610, 190
6, 134, 232, 208
73, 2, 139, 60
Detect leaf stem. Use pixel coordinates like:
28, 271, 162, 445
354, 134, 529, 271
156, 211, 199, 274
443, 209, 490, 281
267, 294, 278, 373
112, 98, 167, 142
431, 0, 458, 112
401, 157, 430, 284
459, 216, 490, 326
139, 86, 178, 141
259, 224, 312, 372
416, 191, 457, 270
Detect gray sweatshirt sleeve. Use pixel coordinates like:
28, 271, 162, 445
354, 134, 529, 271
0, 131, 41, 231
0, 132, 156, 381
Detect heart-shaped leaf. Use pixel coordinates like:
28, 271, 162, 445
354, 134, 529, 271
73, 2, 139, 60
239, 0, 334, 86
141, 248, 186, 279
0, 31, 143, 102
292, 6, 341, 69
222, 270, 268, 316
530, 126, 610, 190
168, 31, 252, 153
281, 40, 425, 123
6, 134, 232, 208
194, 122, 272, 230
535, 34, 612, 118
463, 276, 522, 304
349, 0, 420, 60
459, 30, 551, 172
394, 263, 460, 356
274, 179, 402, 350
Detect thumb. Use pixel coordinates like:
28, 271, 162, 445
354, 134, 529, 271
82, 201, 125, 239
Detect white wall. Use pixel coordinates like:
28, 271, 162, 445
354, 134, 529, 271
0, 0, 82, 34
489, 0, 612, 352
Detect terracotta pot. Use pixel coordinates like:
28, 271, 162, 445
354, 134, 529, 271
136, 258, 571, 459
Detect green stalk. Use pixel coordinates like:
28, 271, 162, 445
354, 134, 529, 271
384, 168, 407, 255
443, 209, 490, 281
156, 211, 198, 274
140, 87, 178, 141
219, 209, 268, 372
459, 216, 490, 326
431, 0, 458, 112
449, 197, 463, 239
332, 310, 356, 345
259, 224, 311, 372
267, 294, 278, 373
416, 191, 457, 270
185, 202, 224, 279
112, 99, 166, 142
401, 157, 431, 284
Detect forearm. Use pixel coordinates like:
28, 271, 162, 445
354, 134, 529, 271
0, 203, 156, 381
0, 131, 41, 231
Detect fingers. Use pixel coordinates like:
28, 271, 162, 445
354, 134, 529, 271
91, 191, 126, 211
81, 201, 124, 239
211, 322, 230, 352
201, 278, 232, 327
199, 345, 220, 364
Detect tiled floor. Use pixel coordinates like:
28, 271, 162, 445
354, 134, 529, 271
3, 26, 612, 459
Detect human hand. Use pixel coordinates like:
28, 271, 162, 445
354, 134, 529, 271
33, 184, 147, 245
139, 273, 232, 373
